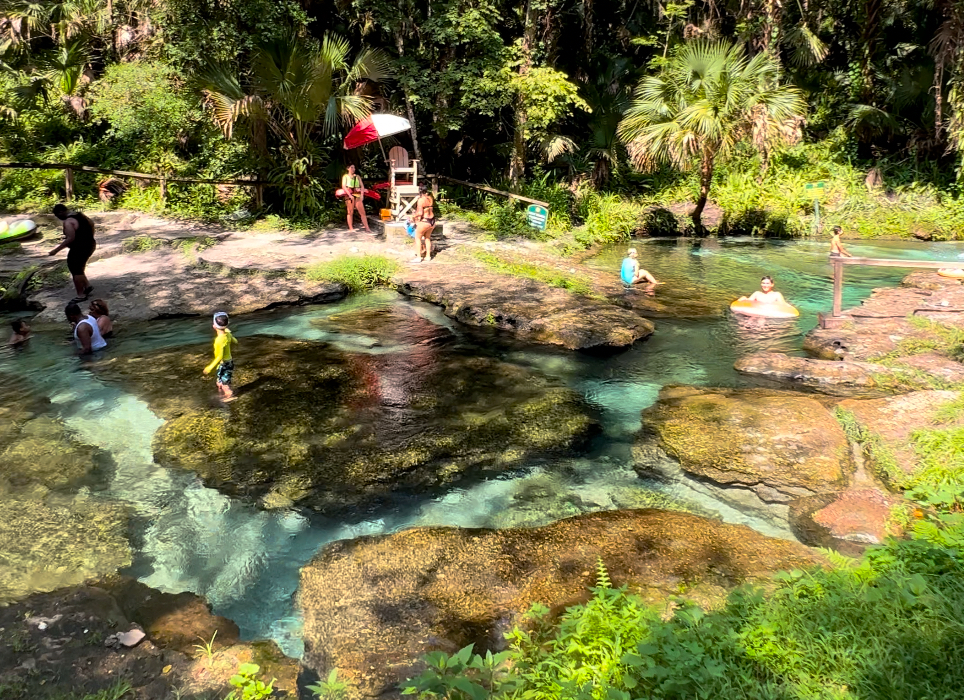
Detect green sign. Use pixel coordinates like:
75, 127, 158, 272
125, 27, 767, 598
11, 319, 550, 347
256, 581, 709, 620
526, 204, 549, 231
805, 181, 827, 198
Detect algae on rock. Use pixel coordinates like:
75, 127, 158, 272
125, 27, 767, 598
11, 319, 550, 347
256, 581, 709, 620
102, 336, 598, 513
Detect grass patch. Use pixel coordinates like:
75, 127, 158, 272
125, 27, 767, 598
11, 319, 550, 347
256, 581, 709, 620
304, 255, 399, 292
121, 235, 166, 253
472, 250, 593, 296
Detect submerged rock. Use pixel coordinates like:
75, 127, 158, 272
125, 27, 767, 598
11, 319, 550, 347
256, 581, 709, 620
101, 336, 597, 513
298, 509, 823, 699
0, 495, 131, 604
639, 386, 850, 504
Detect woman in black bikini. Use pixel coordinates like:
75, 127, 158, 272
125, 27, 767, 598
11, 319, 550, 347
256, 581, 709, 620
410, 184, 436, 263
341, 164, 371, 233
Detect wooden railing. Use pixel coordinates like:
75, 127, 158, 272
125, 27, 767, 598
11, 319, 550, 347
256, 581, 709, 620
823, 256, 960, 327
429, 174, 550, 207
0, 162, 269, 207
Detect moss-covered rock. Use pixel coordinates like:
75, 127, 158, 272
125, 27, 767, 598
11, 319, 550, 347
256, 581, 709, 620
101, 337, 597, 512
639, 386, 850, 501
0, 494, 131, 603
298, 509, 824, 699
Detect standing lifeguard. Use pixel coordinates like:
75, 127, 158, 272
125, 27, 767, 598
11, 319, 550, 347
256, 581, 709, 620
341, 164, 372, 233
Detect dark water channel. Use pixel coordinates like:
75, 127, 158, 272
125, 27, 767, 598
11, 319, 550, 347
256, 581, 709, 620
3, 237, 964, 657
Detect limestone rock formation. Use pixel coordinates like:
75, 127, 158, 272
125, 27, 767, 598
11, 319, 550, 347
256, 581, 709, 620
298, 509, 823, 698
734, 351, 887, 394
0, 578, 298, 700
639, 386, 850, 503
837, 390, 962, 483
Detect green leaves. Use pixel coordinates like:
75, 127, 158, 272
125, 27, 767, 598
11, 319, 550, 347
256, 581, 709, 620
226, 662, 276, 700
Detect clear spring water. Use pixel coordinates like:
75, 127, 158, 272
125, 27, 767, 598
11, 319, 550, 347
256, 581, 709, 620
3, 237, 963, 657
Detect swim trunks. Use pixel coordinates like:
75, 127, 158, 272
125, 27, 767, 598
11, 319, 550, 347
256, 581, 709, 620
216, 360, 234, 385
67, 241, 96, 275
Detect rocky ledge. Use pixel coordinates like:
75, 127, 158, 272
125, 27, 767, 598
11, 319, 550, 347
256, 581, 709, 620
298, 509, 823, 699
0, 576, 299, 700
396, 255, 654, 350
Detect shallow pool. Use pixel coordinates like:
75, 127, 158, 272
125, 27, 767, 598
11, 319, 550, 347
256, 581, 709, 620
2, 237, 962, 656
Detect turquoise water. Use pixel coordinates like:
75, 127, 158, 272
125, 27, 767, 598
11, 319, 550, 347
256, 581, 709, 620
2, 238, 962, 656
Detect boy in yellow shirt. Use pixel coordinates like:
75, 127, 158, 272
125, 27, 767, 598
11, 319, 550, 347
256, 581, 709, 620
203, 311, 238, 402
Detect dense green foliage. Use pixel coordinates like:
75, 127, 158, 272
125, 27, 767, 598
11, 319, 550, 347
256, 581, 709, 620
403, 523, 964, 699
4, 0, 964, 234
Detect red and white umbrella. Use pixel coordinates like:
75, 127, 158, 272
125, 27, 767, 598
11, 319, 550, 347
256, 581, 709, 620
343, 113, 412, 150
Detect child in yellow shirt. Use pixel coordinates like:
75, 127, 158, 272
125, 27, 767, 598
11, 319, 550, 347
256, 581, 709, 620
203, 311, 238, 402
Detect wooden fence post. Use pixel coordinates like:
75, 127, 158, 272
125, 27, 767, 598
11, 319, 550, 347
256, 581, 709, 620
64, 167, 74, 202
255, 183, 263, 209
431, 175, 438, 198
159, 177, 167, 205
831, 259, 844, 317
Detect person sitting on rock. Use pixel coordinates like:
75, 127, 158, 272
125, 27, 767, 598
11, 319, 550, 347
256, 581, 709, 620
739, 275, 787, 305
620, 248, 658, 285
8, 319, 30, 345
65, 302, 107, 355
88, 299, 113, 338
830, 226, 853, 258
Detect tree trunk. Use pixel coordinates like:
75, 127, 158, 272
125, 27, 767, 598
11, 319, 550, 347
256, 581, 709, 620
395, 30, 422, 163
510, 0, 537, 187
691, 151, 715, 233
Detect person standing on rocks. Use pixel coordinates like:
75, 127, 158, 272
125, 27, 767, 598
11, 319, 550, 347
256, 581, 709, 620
830, 226, 853, 258
49, 204, 96, 303
410, 184, 436, 263
203, 311, 238, 402
341, 165, 372, 233
65, 302, 107, 355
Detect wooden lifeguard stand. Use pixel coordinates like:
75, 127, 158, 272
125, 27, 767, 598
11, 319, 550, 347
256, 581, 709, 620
388, 146, 420, 220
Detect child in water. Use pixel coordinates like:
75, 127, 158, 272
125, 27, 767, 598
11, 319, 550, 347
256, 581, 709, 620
203, 311, 238, 402
620, 248, 658, 285
830, 226, 852, 257
8, 319, 30, 345
739, 275, 788, 305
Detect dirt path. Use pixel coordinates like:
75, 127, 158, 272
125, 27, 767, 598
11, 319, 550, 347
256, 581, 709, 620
10, 211, 657, 349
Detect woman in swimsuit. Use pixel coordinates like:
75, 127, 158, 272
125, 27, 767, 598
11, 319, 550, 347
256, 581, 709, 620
410, 184, 436, 263
341, 165, 371, 233
738, 275, 788, 305
88, 299, 113, 337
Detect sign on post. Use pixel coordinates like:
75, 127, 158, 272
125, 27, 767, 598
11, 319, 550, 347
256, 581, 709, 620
805, 181, 827, 197
806, 181, 827, 232
526, 204, 548, 231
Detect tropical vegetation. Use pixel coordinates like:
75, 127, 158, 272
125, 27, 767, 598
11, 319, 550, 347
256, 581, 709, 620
4, 0, 964, 235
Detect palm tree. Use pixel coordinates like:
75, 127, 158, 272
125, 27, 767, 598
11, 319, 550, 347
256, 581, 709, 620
618, 40, 806, 231
197, 32, 392, 214
198, 33, 391, 157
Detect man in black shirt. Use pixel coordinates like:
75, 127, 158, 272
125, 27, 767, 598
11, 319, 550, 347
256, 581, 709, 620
49, 203, 96, 302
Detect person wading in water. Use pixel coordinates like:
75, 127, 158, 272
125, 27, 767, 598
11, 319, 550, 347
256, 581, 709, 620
49, 204, 96, 303
341, 164, 372, 233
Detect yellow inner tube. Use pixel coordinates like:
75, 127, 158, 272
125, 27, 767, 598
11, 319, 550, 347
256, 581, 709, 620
730, 299, 800, 318
938, 268, 964, 279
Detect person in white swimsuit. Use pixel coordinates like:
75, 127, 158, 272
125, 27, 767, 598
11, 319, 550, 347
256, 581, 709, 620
65, 302, 107, 354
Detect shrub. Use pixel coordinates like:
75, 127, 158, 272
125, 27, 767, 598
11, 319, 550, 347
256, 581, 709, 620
304, 255, 399, 291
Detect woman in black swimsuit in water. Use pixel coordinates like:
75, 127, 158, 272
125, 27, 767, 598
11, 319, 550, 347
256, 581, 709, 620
411, 184, 436, 263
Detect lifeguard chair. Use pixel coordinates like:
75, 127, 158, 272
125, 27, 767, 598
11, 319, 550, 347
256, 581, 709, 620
388, 146, 420, 220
